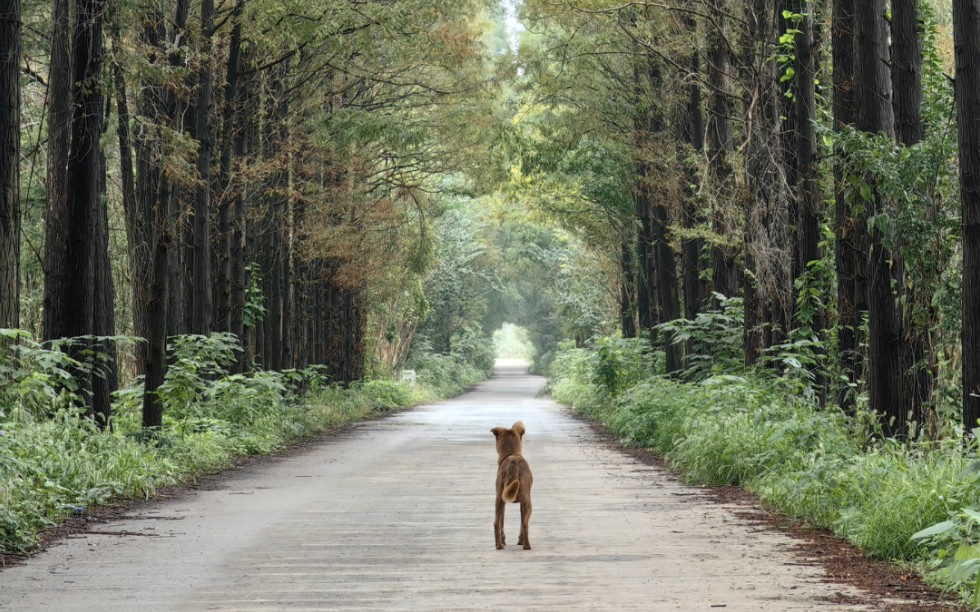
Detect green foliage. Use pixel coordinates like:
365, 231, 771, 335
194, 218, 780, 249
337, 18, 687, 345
656, 294, 744, 381
0, 410, 177, 552
414, 203, 496, 355
243, 263, 268, 328
484, 218, 616, 366
406, 333, 493, 399
586, 337, 656, 401
0, 329, 81, 419
153, 333, 242, 421
912, 496, 980, 605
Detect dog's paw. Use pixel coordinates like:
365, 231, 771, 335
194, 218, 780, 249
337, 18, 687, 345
496, 543, 504, 550
522, 543, 531, 550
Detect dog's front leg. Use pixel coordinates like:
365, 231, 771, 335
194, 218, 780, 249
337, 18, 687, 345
494, 497, 506, 549
518, 498, 531, 550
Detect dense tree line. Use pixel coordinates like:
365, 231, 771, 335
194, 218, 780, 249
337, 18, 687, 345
513, 0, 980, 438
1, 0, 496, 429
4, 0, 980, 439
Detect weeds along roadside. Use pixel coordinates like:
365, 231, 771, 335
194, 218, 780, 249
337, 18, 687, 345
0, 331, 492, 556
547, 334, 980, 604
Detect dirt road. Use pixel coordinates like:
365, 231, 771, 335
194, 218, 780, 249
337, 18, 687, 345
0, 361, 874, 610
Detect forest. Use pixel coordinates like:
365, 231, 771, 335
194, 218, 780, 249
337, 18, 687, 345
4, 0, 980, 603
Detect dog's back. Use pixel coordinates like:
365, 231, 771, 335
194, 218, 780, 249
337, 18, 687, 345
497, 454, 531, 502
492, 421, 533, 549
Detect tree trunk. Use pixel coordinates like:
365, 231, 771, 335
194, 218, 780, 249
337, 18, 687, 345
41, 0, 70, 341
168, 220, 189, 336
64, 0, 110, 423
637, 54, 683, 373
833, 0, 865, 412
891, 0, 933, 434
215, 0, 244, 334
290, 189, 308, 369
191, 0, 215, 335
680, 32, 707, 322
631, 52, 656, 336
0, 0, 19, 329
136, 0, 189, 428
780, 2, 802, 288
790, 0, 825, 399
953, 0, 980, 431
259, 69, 289, 371
741, 0, 792, 363
142, 183, 174, 429
620, 238, 637, 338
855, 0, 906, 438
636, 181, 655, 332
705, 0, 738, 301
791, 0, 822, 301
92, 143, 116, 428
891, 0, 923, 147
652, 197, 683, 373
229, 68, 256, 372
166, 0, 190, 341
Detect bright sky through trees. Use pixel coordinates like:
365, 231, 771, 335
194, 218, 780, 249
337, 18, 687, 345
503, 0, 524, 52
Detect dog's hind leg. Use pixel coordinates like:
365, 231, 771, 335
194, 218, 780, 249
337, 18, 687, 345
518, 498, 531, 550
495, 498, 506, 549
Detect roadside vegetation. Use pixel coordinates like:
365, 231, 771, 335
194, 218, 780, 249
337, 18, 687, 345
1, 330, 492, 554
548, 322, 980, 603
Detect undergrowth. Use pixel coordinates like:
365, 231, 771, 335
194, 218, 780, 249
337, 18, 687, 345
549, 335, 980, 604
0, 331, 489, 554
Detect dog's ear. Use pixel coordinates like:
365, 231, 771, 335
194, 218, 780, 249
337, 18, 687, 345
512, 421, 525, 438
491, 427, 504, 438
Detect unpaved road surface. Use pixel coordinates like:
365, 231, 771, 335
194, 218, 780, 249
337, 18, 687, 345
0, 361, 873, 611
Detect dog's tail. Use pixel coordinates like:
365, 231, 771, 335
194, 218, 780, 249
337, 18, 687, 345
502, 480, 521, 503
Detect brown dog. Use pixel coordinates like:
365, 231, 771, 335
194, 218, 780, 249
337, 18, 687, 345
491, 421, 533, 550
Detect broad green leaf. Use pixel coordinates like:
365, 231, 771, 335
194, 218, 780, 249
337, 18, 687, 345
911, 519, 955, 541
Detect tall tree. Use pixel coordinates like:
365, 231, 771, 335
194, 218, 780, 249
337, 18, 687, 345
891, 0, 934, 433
787, 0, 825, 397
0, 0, 19, 329
190, 0, 215, 335
620, 239, 637, 337
788, 1, 822, 307
854, 0, 907, 437
39, 0, 114, 426
42, 0, 70, 342
257, 68, 290, 371
832, 0, 865, 411
953, 0, 980, 431
891, 0, 923, 147
633, 56, 657, 335
131, 0, 190, 428
637, 50, 683, 373
679, 15, 707, 322
704, 0, 738, 302
214, 0, 244, 337
740, 0, 792, 363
